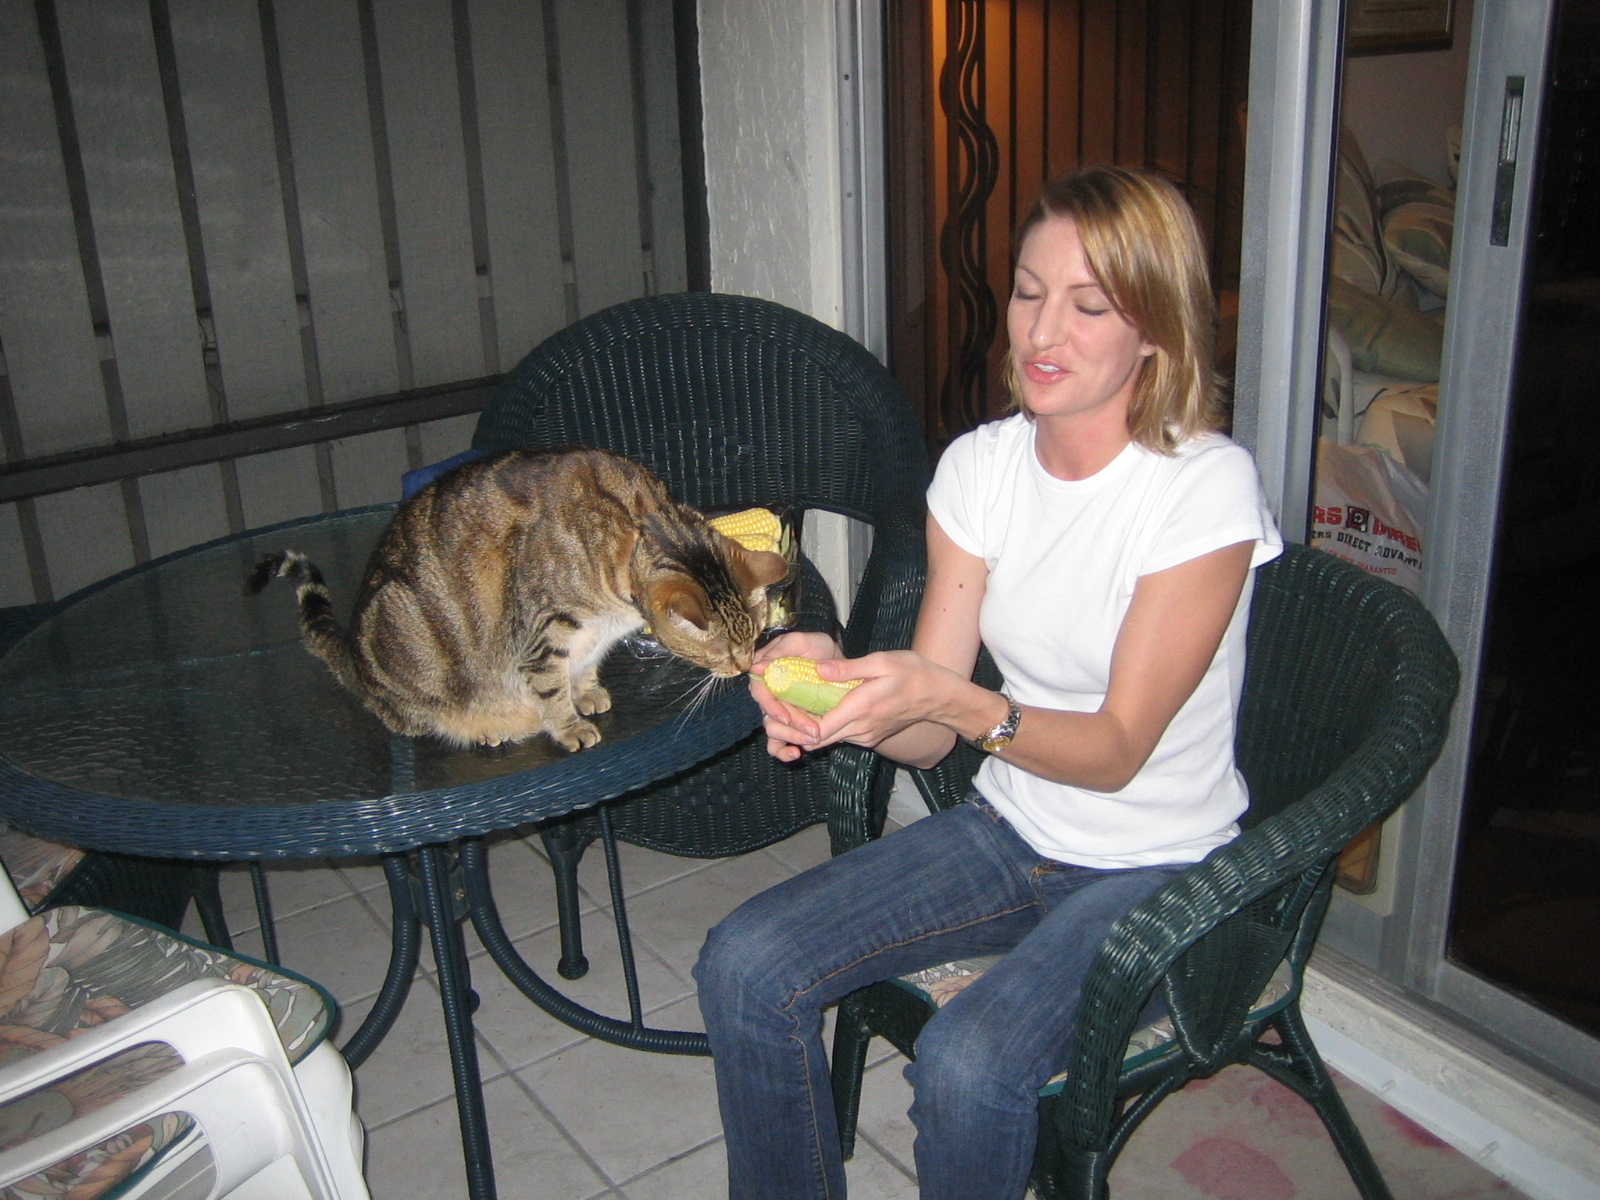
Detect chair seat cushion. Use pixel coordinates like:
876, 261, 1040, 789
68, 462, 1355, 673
0, 825, 86, 911
893, 956, 1297, 1092
0, 906, 334, 1199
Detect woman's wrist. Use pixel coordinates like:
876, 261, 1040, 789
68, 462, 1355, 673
945, 683, 1015, 747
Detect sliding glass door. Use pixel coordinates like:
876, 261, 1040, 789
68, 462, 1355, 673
1236, 0, 1600, 1097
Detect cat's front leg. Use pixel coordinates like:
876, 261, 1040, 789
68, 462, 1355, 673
573, 664, 612, 716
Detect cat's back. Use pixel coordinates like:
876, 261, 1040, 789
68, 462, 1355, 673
362, 447, 669, 626
386, 447, 661, 556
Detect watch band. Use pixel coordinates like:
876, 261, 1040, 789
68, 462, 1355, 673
975, 698, 1023, 753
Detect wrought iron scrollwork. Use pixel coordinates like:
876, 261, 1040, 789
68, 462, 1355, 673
937, 0, 1001, 443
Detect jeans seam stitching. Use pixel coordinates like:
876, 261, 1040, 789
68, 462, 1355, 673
793, 1030, 836, 1199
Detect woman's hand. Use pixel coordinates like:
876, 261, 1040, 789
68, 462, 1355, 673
780, 650, 985, 771
799, 650, 946, 750
749, 630, 841, 762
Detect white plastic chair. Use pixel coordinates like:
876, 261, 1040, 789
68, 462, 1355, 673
0, 871, 368, 1199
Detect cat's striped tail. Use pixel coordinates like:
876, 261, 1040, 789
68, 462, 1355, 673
247, 550, 365, 693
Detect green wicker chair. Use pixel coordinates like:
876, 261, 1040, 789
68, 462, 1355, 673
473, 291, 929, 977
828, 544, 1460, 1200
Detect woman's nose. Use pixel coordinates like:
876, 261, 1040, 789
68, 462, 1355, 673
1031, 306, 1066, 349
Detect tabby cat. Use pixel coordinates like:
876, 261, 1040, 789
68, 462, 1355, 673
249, 447, 789, 751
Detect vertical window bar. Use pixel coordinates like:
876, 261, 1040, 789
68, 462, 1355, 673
34, 0, 146, 566
450, 0, 499, 372
148, 0, 245, 535
357, 0, 414, 393
543, 0, 580, 325
256, 0, 337, 512
0, 340, 51, 601
625, 0, 659, 297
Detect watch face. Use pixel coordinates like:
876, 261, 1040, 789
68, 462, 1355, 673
979, 702, 1020, 753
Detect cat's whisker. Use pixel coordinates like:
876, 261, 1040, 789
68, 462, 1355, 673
676, 669, 728, 722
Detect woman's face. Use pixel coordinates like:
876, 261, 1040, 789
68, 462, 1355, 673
1007, 214, 1154, 425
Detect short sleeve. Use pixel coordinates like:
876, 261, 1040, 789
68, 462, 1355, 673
1140, 439, 1283, 576
926, 427, 987, 560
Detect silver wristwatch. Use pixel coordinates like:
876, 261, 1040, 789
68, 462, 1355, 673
974, 698, 1023, 754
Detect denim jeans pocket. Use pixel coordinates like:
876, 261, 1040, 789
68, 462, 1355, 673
962, 789, 1003, 824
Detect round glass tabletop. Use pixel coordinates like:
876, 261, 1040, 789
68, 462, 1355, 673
0, 508, 761, 858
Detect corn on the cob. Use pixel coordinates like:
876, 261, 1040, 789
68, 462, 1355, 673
709, 508, 789, 556
762, 656, 862, 714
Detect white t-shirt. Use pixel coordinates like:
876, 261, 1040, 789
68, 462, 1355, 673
927, 413, 1283, 869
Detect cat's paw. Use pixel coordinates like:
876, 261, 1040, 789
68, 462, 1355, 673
551, 718, 603, 752
575, 684, 613, 716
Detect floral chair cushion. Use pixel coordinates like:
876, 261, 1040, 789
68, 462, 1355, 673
0, 1045, 192, 1200
0, 827, 86, 913
0, 905, 334, 1200
894, 956, 1297, 1096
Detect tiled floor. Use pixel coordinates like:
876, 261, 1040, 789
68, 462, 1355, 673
215, 821, 923, 1200
211, 819, 1527, 1200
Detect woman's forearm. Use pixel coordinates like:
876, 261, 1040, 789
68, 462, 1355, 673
872, 720, 959, 770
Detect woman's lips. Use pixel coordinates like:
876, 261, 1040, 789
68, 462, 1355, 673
1023, 359, 1065, 385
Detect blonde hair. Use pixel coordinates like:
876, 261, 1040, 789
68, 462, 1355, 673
1003, 165, 1224, 452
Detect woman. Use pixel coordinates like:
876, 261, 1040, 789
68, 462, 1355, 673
695, 165, 1282, 1200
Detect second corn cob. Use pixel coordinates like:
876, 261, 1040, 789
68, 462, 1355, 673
709, 507, 789, 556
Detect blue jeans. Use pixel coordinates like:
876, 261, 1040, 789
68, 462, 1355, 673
694, 796, 1185, 1200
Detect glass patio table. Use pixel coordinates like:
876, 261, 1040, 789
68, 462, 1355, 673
0, 506, 764, 1200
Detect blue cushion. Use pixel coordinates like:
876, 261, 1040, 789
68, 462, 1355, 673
401, 448, 490, 499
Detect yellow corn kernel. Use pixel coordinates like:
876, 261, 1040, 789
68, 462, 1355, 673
710, 507, 783, 553
762, 656, 862, 715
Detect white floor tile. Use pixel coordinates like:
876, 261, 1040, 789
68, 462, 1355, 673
243, 890, 394, 1002
616, 1128, 920, 1200
844, 1139, 923, 1199
235, 831, 920, 1200
337, 973, 469, 1127
855, 1052, 918, 1178
607, 850, 798, 980
616, 1137, 727, 1199
333, 855, 398, 897
573, 835, 726, 904
468, 914, 697, 1070
199, 826, 1518, 1200
239, 857, 362, 920
364, 1073, 614, 1200
516, 995, 726, 1184
762, 821, 834, 874
467, 832, 595, 944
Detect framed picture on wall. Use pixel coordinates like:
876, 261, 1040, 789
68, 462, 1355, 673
1348, 0, 1454, 55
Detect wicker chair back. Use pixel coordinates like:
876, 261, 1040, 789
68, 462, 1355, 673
472, 293, 930, 974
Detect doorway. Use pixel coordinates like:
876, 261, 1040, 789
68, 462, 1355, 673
883, 0, 1252, 455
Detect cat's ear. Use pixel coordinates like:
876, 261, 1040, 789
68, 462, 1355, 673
652, 578, 712, 631
732, 547, 789, 591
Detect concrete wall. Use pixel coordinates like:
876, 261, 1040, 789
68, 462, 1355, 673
696, 0, 856, 606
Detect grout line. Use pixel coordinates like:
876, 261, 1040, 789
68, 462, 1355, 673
854, 1128, 919, 1185
609, 1132, 726, 1193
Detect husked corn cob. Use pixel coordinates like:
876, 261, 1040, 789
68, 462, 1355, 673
709, 508, 789, 556
763, 656, 862, 715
